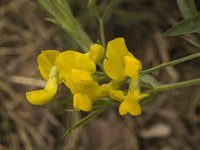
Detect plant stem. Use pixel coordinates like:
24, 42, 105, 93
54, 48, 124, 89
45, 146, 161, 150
102, 0, 115, 20
99, 18, 106, 48
151, 78, 200, 93
141, 52, 200, 75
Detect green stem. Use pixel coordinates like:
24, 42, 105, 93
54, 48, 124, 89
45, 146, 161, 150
99, 18, 106, 48
141, 52, 200, 75
151, 78, 200, 93
102, 0, 115, 20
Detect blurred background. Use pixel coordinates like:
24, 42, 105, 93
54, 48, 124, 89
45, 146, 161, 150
0, 0, 200, 149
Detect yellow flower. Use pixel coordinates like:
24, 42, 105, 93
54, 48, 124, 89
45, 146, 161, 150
26, 50, 62, 105
26, 66, 58, 105
119, 89, 149, 116
109, 88, 148, 116
55, 50, 101, 111
103, 38, 142, 81
87, 44, 104, 63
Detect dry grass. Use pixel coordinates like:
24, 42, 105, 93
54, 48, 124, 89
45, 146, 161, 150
0, 0, 200, 150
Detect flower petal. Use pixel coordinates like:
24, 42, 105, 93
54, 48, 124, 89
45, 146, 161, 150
124, 56, 142, 79
109, 89, 124, 102
65, 75, 101, 101
26, 66, 58, 105
37, 50, 60, 81
88, 44, 104, 63
73, 93, 92, 111
26, 88, 57, 105
103, 58, 124, 81
119, 101, 141, 116
55, 50, 96, 78
106, 38, 130, 58
103, 38, 129, 81
71, 68, 93, 83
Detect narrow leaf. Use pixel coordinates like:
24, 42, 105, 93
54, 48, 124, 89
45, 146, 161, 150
164, 13, 200, 36
140, 74, 160, 87
177, 0, 198, 20
183, 38, 200, 49
62, 107, 106, 137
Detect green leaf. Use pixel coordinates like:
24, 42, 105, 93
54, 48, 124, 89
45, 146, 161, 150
38, 0, 92, 52
177, 0, 198, 20
140, 74, 160, 88
62, 107, 106, 137
164, 13, 200, 36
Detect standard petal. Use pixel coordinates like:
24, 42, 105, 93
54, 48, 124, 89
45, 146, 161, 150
55, 51, 96, 78
106, 38, 130, 58
124, 56, 142, 79
37, 50, 60, 81
103, 58, 125, 81
73, 93, 92, 111
103, 38, 129, 81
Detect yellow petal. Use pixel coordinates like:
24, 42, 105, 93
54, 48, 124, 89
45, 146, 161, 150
100, 84, 110, 97
106, 38, 130, 58
124, 56, 142, 80
126, 91, 149, 103
119, 101, 141, 116
73, 93, 92, 111
55, 50, 96, 78
26, 78, 57, 105
64, 75, 101, 101
104, 38, 130, 81
88, 44, 104, 63
26, 88, 57, 105
109, 89, 124, 102
103, 58, 125, 81
37, 50, 60, 81
26, 66, 58, 105
71, 68, 93, 83
134, 94, 149, 102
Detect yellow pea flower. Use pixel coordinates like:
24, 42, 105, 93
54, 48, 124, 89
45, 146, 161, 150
103, 38, 142, 81
26, 66, 58, 105
26, 50, 62, 105
87, 44, 104, 63
119, 90, 149, 116
55, 50, 101, 111
109, 87, 148, 116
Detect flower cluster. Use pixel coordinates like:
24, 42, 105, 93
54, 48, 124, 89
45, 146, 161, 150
26, 38, 148, 116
